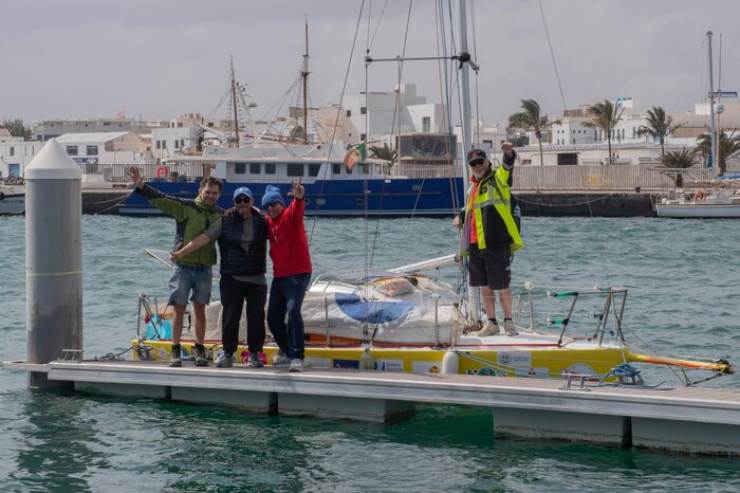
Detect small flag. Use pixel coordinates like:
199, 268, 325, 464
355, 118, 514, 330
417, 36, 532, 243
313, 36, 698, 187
343, 142, 366, 170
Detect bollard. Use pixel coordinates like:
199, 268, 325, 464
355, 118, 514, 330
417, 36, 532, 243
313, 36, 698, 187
25, 139, 82, 390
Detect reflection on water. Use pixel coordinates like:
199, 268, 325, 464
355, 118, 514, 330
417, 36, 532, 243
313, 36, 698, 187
12, 394, 98, 492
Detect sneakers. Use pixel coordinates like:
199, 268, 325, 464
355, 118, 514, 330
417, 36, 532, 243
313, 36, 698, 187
288, 359, 304, 372
272, 351, 291, 367
503, 319, 518, 336
246, 352, 264, 368
475, 320, 501, 337
194, 344, 209, 367
169, 344, 182, 367
216, 352, 234, 368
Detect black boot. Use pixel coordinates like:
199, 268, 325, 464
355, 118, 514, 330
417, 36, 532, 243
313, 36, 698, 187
194, 344, 209, 367
169, 344, 182, 367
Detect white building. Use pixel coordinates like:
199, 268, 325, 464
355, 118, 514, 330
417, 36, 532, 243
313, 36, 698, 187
56, 132, 151, 165
151, 126, 203, 161
31, 117, 166, 141
340, 83, 447, 144
0, 133, 42, 178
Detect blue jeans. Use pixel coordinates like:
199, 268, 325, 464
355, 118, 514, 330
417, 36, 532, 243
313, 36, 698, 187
168, 265, 213, 306
267, 273, 311, 360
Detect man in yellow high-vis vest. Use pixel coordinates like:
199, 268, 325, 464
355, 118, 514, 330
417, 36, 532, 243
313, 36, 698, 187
461, 143, 523, 337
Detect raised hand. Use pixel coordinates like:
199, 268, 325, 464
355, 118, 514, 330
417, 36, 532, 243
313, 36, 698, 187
501, 142, 514, 158
128, 166, 143, 184
290, 178, 305, 200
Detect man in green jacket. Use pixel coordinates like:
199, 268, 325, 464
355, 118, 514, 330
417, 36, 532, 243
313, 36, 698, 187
129, 167, 222, 367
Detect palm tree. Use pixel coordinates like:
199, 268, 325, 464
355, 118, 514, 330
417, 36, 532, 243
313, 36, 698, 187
508, 99, 554, 166
583, 100, 624, 165
696, 131, 740, 176
636, 106, 681, 157
369, 143, 397, 166
661, 147, 696, 187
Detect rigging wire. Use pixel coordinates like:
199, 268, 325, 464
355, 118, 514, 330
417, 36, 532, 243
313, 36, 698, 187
369, 0, 413, 268
308, 0, 366, 245
537, 0, 568, 113
368, 0, 389, 50
470, 0, 481, 143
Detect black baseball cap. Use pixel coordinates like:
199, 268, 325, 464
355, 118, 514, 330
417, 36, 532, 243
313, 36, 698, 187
467, 148, 487, 165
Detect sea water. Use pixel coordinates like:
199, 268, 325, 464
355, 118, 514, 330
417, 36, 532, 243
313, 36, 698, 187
1, 215, 739, 492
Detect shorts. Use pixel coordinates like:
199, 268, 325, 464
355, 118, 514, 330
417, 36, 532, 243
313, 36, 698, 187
468, 243, 512, 290
168, 265, 213, 306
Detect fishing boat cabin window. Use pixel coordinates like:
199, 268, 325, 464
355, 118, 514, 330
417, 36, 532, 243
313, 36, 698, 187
234, 162, 246, 174
332, 163, 342, 175
360, 107, 367, 115
66, 145, 78, 156
250, 163, 261, 174
86, 145, 98, 156
287, 163, 304, 177
265, 163, 276, 174
308, 163, 321, 177
346, 110, 351, 117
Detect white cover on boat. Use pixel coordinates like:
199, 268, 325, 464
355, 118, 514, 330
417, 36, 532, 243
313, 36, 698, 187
302, 274, 462, 345
204, 301, 246, 342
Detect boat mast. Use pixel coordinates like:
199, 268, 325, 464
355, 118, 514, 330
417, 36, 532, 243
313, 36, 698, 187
707, 31, 717, 175
230, 56, 240, 148
302, 16, 310, 144
458, 0, 481, 321
458, 0, 472, 184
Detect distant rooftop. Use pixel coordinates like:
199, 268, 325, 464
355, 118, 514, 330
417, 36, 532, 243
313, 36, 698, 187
55, 131, 132, 144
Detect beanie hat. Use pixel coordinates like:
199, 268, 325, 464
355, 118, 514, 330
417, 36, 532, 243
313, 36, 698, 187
232, 186, 253, 201
261, 184, 286, 208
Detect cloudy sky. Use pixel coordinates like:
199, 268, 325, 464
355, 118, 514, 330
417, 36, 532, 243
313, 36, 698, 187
2, 0, 738, 124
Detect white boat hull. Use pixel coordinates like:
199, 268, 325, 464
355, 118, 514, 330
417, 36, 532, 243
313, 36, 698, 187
656, 203, 740, 218
0, 193, 24, 215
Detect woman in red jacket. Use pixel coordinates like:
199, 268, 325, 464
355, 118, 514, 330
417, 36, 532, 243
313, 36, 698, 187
262, 182, 312, 372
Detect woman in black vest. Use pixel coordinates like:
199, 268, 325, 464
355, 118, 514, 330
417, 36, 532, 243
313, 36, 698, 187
172, 187, 268, 368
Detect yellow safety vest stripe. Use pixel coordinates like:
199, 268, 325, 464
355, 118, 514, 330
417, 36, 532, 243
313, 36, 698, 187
471, 169, 523, 252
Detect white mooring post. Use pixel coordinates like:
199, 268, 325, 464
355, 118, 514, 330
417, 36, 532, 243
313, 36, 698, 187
25, 139, 83, 390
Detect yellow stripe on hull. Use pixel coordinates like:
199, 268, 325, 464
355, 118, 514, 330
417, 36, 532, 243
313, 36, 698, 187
131, 339, 627, 379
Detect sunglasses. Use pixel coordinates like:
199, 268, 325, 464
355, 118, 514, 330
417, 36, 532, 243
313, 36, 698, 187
234, 196, 251, 204
266, 201, 282, 208
469, 159, 486, 167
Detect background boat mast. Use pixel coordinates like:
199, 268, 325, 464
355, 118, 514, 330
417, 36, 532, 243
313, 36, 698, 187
707, 31, 717, 175
302, 16, 310, 144
230, 56, 240, 148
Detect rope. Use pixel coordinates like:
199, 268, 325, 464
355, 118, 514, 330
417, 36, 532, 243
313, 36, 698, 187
95, 344, 136, 361
514, 192, 618, 207
90, 190, 134, 214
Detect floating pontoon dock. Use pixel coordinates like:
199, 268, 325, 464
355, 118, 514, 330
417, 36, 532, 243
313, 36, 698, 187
5, 359, 740, 456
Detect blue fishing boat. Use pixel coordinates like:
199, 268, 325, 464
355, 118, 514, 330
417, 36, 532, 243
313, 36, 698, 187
118, 144, 465, 217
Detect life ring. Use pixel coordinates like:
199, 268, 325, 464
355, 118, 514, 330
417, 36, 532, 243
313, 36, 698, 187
693, 190, 706, 201
156, 165, 170, 178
